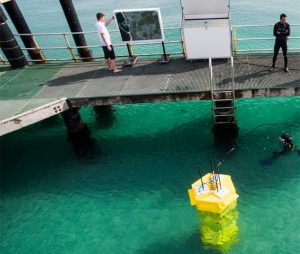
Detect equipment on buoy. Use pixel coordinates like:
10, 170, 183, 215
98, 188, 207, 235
188, 172, 239, 214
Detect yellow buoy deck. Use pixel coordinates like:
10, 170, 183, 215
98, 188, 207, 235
188, 173, 239, 214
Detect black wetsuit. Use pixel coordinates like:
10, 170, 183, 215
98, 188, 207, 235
272, 22, 290, 68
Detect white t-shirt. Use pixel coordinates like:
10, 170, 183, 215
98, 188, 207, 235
95, 21, 112, 46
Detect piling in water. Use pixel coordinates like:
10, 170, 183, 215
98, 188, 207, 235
61, 108, 88, 137
0, 6, 28, 68
212, 123, 239, 138
59, 0, 92, 61
2, 0, 44, 62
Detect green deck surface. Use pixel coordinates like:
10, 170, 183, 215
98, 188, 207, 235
0, 64, 65, 121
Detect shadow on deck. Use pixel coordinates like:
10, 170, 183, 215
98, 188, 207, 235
32, 53, 300, 107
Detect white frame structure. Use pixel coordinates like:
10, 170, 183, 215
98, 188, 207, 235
114, 8, 165, 45
181, 0, 232, 60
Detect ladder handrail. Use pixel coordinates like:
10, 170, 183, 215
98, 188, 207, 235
211, 57, 236, 125
209, 57, 214, 100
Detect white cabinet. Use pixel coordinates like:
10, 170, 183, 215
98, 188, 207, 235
182, 19, 232, 59
181, 0, 232, 60
181, 0, 230, 20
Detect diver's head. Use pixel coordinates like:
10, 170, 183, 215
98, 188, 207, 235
280, 133, 293, 144
279, 133, 293, 150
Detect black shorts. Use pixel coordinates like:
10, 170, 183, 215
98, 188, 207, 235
102, 45, 116, 60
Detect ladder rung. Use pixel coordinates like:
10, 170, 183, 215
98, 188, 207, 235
212, 90, 233, 94
214, 114, 235, 117
213, 99, 234, 102
213, 106, 235, 109
214, 121, 236, 124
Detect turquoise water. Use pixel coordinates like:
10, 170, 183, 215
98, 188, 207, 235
1, 98, 300, 253
1, 1, 300, 253
3, 0, 300, 59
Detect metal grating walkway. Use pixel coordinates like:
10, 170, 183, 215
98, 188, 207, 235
0, 53, 299, 135
32, 53, 300, 107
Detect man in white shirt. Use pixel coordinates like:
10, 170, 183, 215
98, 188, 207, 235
96, 12, 122, 73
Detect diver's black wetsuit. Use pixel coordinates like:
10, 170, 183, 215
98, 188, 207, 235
272, 22, 290, 68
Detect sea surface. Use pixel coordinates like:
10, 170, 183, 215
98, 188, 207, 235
1, 1, 300, 254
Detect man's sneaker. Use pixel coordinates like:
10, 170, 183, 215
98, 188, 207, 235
269, 67, 275, 72
284, 68, 289, 73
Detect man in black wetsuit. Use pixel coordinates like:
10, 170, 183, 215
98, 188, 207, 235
270, 14, 290, 73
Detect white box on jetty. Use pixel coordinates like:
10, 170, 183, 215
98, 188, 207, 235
181, 0, 232, 59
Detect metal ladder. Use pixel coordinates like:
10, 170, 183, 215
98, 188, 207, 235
209, 57, 236, 125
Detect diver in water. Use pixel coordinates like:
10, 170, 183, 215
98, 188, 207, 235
275, 133, 295, 154
260, 133, 299, 166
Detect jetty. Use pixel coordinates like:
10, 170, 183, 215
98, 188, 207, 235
1, 53, 299, 136
0, 0, 299, 137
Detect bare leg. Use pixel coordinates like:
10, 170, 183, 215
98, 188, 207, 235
105, 59, 112, 70
111, 60, 122, 73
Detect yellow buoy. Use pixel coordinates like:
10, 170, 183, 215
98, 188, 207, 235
188, 173, 239, 214
198, 207, 239, 252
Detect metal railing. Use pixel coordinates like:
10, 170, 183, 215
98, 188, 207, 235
0, 27, 183, 64
232, 24, 300, 54
0, 24, 299, 65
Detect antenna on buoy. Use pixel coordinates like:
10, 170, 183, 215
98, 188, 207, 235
197, 166, 205, 190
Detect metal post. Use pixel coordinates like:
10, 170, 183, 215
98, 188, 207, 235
2, 0, 44, 62
124, 43, 137, 66
233, 27, 237, 56
31, 35, 46, 63
126, 43, 133, 58
59, 0, 92, 61
0, 53, 6, 64
158, 41, 170, 64
230, 56, 236, 124
180, 27, 186, 57
0, 6, 28, 68
63, 33, 77, 62
162, 41, 167, 61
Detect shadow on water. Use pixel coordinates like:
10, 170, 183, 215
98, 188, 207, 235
1, 104, 299, 196
93, 105, 117, 129
2, 110, 299, 194
0, 115, 211, 194
67, 127, 100, 160
38, 114, 62, 128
